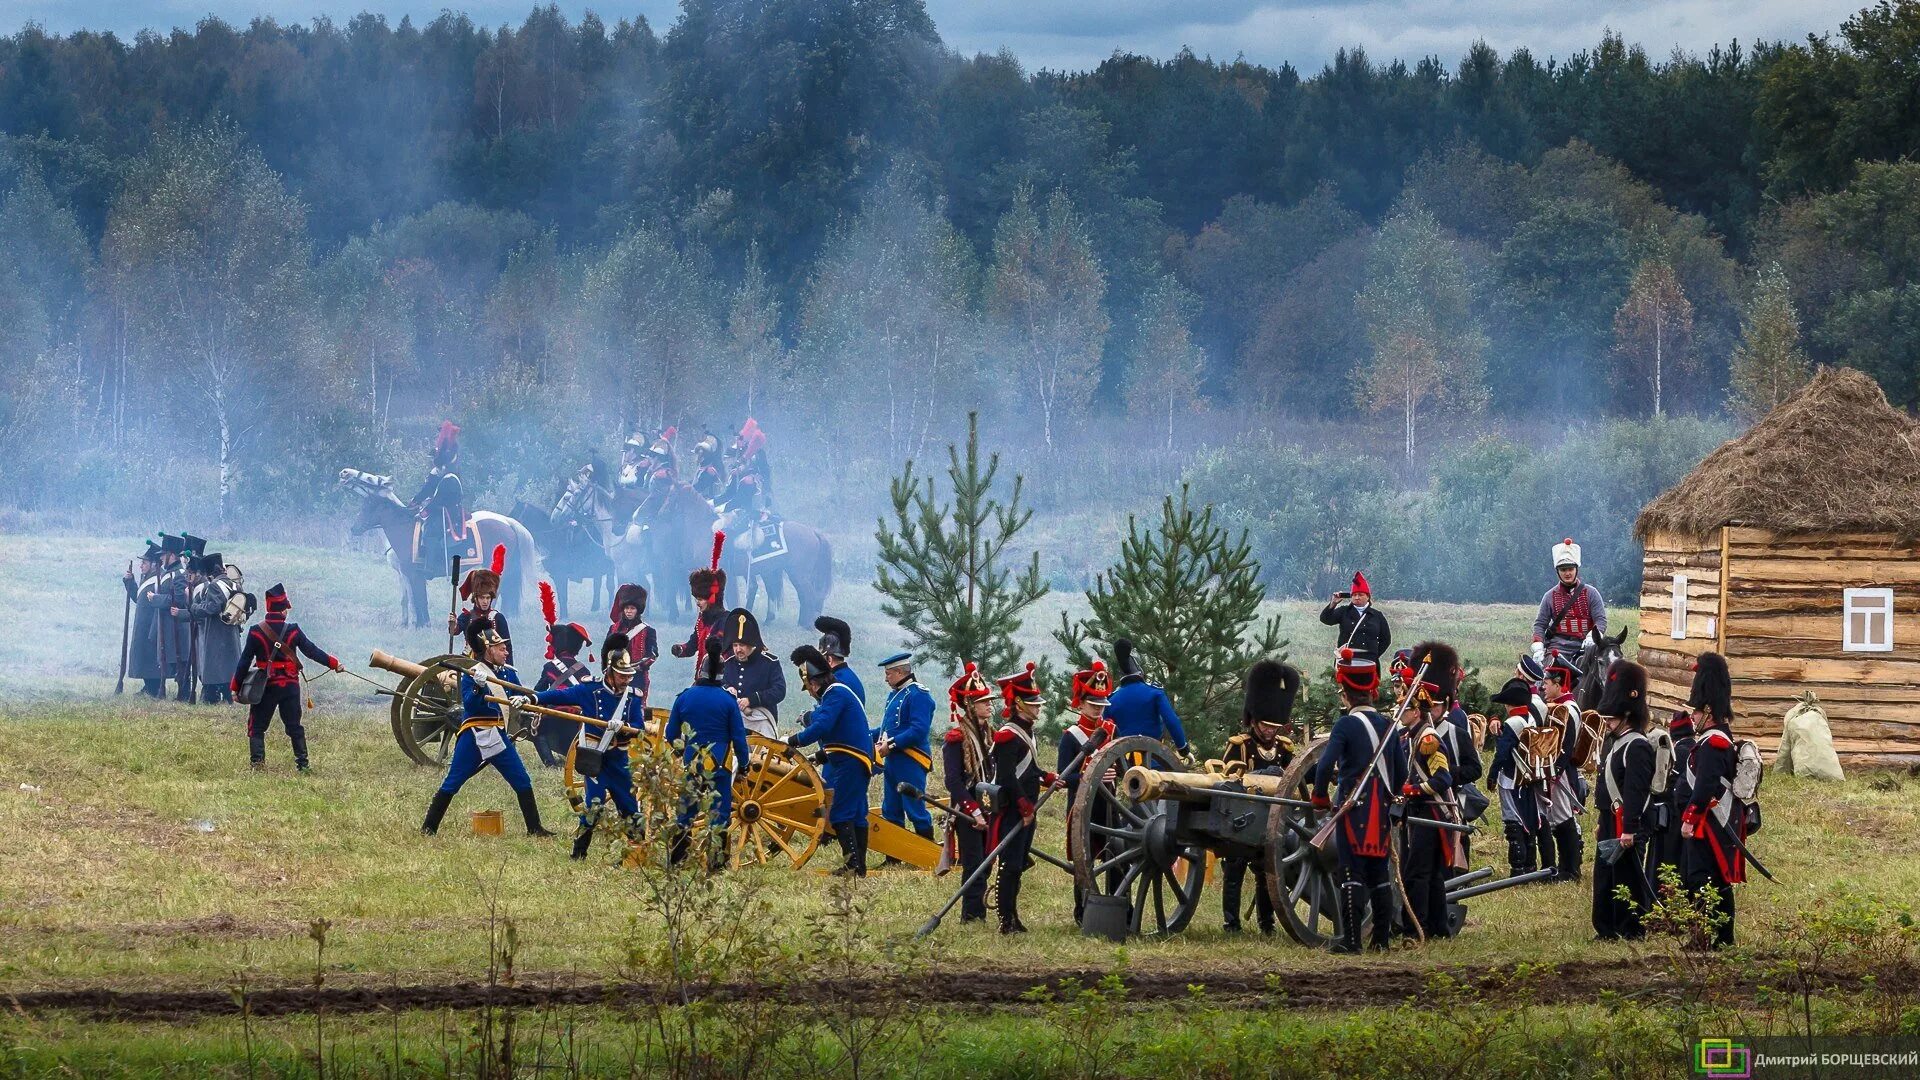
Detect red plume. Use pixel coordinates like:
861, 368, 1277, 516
489, 544, 506, 576
709, 531, 726, 571
539, 580, 558, 628
435, 421, 460, 453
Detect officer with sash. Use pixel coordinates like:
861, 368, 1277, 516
523, 630, 645, 859
721, 607, 786, 738
789, 645, 874, 876
1311, 650, 1405, 954
421, 615, 553, 838
873, 651, 937, 854
665, 636, 752, 870
1593, 660, 1656, 941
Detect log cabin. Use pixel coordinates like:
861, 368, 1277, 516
1635, 367, 1920, 765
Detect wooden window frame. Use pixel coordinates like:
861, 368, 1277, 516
1671, 574, 1688, 640
1843, 587, 1894, 653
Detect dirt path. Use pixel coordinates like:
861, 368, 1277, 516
0, 956, 1857, 1021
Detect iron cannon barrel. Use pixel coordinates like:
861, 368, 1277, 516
1445, 867, 1556, 902
1445, 867, 1495, 890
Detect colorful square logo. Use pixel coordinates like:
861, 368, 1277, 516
1695, 1038, 1753, 1078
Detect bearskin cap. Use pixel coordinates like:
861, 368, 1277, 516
689, 567, 727, 603
610, 583, 647, 622
1409, 642, 1460, 701
1687, 651, 1733, 723
815, 616, 852, 659
1243, 660, 1300, 727
1596, 660, 1650, 729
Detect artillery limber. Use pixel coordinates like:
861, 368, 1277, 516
367, 648, 938, 871
1067, 733, 1552, 944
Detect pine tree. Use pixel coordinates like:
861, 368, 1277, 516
1729, 263, 1812, 422
875, 412, 1049, 677
1053, 485, 1288, 751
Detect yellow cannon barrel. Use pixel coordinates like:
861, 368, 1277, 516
1121, 764, 1298, 803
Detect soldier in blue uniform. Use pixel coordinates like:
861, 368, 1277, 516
872, 651, 937, 858
990, 663, 1060, 934
421, 615, 554, 838
666, 636, 752, 870
229, 583, 341, 772
814, 616, 865, 703
789, 645, 874, 876
530, 620, 593, 767
138, 534, 193, 700
521, 630, 645, 859
721, 607, 786, 738
942, 664, 997, 922
1103, 638, 1188, 759
1311, 651, 1406, 954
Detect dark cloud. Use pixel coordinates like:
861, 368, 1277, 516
7, 0, 1863, 73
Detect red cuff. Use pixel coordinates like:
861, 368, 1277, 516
959, 800, 980, 816
229, 679, 239, 693
1016, 797, 1036, 818
1042, 771, 1058, 787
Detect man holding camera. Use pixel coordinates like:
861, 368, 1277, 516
1320, 572, 1391, 670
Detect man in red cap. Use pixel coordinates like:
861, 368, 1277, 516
230, 584, 341, 773
1320, 572, 1391, 671
1311, 649, 1405, 953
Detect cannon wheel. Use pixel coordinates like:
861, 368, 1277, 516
389, 654, 477, 766
1068, 735, 1207, 936
729, 735, 828, 869
1264, 735, 1408, 949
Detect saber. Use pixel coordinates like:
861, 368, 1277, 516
898, 782, 1073, 875
1728, 831, 1777, 883
917, 734, 1104, 939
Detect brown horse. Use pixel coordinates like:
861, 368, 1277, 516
715, 505, 835, 628
339, 468, 540, 626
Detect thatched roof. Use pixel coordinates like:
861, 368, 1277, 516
1636, 367, 1920, 541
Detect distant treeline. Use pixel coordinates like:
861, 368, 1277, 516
3, 2, 1919, 601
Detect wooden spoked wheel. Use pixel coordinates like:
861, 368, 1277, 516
389, 654, 477, 766
558, 706, 669, 829
1067, 735, 1207, 936
729, 735, 828, 869
1265, 736, 1362, 949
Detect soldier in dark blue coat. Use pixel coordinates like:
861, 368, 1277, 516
1680, 652, 1745, 948
530, 620, 593, 767
873, 651, 937, 853
1103, 638, 1188, 757
526, 631, 644, 859
814, 616, 865, 703
1221, 659, 1299, 935
666, 636, 752, 870
409, 421, 475, 566
942, 664, 998, 922
1320, 572, 1391, 669
1311, 651, 1406, 953
138, 534, 193, 700
421, 615, 553, 838
990, 663, 1060, 934
721, 607, 785, 738
789, 645, 874, 876
1592, 661, 1656, 941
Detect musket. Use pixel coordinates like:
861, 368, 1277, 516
115, 561, 132, 694
446, 555, 462, 654
1310, 652, 1434, 852
916, 732, 1105, 939
182, 565, 198, 699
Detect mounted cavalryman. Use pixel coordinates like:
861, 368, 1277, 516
1532, 538, 1606, 668
409, 421, 475, 568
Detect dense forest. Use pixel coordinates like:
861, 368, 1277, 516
3, 0, 1919, 602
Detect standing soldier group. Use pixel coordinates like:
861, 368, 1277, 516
122, 533, 252, 704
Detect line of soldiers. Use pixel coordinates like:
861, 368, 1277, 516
121, 533, 254, 704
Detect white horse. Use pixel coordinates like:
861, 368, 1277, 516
338, 468, 543, 627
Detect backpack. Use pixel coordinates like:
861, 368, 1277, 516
1644, 726, 1675, 797
1730, 737, 1764, 803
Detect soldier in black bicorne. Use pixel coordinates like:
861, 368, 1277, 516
1220, 659, 1298, 935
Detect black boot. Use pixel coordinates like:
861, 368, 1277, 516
1221, 858, 1246, 933
852, 825, 870, 878
421, 791, 454, 836
570, 827, 594, 861
1504, 822, 1535, 874
669, 828, 692, 867
143, 678, 164, 698
1554, 820, 1582, 882
290, 732, 311, 774
708, 828, 731, 872
1369, 885, 1396, 951
999, 877, 1026, 934
1536, 824, 1557, 877
830, 828, 858, 876
516, 789, 555, 837
248, 736, 267, 769
1331, 881, 1364, 954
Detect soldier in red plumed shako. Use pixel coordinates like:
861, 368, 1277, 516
229, 584, 341, 772
990, 664, 1062, 934
422, 615, 554, 839
1397, 649, 1466, 940
942, 664, 998, 922
531, 618, 594, 768
1680, 652, 1743, 948
1061, 663, 1116, 924
522, 631, 645, 859
1592, 660, 1656, 941
1312, 651, 1406, 953
1220, 659, 1299, 935
451, 546, 512, 665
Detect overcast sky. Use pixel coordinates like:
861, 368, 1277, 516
6, 1, 1864, 73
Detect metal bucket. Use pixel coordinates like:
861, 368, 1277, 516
470, 809, 504, 836
1080, 895, 1131, 942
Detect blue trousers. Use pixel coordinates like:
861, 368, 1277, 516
582, 749, 638, 826
437, 729, 533, 796
821, 758, 870, 827
879, 754, 933, 830
676, 766, 735, 830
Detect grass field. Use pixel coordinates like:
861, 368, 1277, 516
2, 533, 1910, 1077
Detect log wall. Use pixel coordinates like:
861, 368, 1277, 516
1639, 526, 1725, 714
1642, 524, 1920, 764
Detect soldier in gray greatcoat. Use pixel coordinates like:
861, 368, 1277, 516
123, 542, 166, 696
138, 533, 195, 700
190, 553, 247, 704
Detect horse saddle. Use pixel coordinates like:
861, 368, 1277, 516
411, 513, 479, 566
748, 520, 788, 564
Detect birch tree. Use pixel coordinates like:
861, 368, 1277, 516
987, 185, 1109, 450
1612, 258, 1695, 416
1356, 207, 1487, 463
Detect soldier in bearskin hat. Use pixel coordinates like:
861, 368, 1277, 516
1593, 660, 1656, 941
789, 645, 875, 876
1311, 650, 1406, 953
872, 651, 937, 855
229, 584, 342, 772
451, 546, 512, 664
423, 615, 554, 839
522, 630, 646, 858
665, 636, 753, 870
1681, 652, 1743, 947
722, 607, 786, 738
1104, 638, 1189, 759
1398, 648, 1466, 939
942, 664, 997, 921
1221, 659, 1300, 935
531, 619, 594, 767
1653, 708, 1697, 892
991, 663, 1060, 934
606, 583, 658, 700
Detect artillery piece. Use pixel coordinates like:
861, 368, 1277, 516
368, 649, 938, 870
1067, 733, 1552, 944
